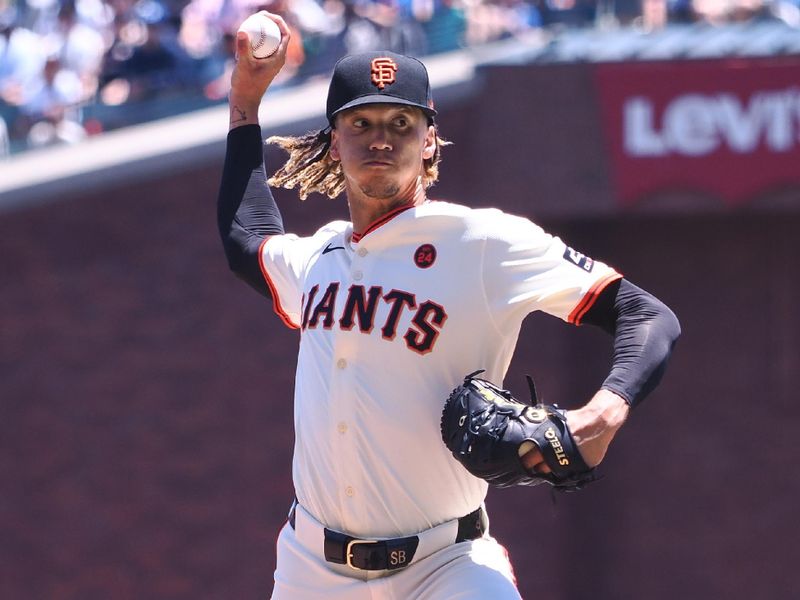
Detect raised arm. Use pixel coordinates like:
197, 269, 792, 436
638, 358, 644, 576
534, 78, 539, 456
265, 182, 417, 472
216, 13, 291, 296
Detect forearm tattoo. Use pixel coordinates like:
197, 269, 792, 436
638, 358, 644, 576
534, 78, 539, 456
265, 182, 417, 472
231, 105, 247, 124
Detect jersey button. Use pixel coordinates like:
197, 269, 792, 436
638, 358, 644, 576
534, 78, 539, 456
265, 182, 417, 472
357, 248, 368, 257
352, 270, 363, 281
337, 359, 347, 369
337, 422, 348, 434
345, 486, 355, 497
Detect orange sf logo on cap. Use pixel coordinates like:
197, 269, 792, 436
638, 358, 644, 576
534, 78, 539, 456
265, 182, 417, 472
371, 58, 398, 90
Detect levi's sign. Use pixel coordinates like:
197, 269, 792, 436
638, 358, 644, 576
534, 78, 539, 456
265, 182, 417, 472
624, 90, 800, 157
595, 58, 800, 206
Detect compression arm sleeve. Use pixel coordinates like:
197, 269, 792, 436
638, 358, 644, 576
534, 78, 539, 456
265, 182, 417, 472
217, 124, 285, 297
581, 278, 681, 408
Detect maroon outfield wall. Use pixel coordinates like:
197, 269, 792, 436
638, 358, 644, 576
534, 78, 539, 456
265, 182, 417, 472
1, 57, 798, 600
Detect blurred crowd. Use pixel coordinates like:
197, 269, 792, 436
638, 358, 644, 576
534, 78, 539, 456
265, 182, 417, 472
1, 0, 799, 154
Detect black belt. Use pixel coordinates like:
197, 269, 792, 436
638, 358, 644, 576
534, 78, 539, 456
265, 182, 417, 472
288, 504, 487, 571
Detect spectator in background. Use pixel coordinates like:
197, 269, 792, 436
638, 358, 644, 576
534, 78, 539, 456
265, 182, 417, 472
689, 0, 783, 23
637, 0, 668, 29
47, 0, 109, 101
1, 11, 49, 110
100, 1, 194, 104
666, 0, 696, 21
340, 0, 383, 52
364, 0, 428, 54
464, 0, 541, 45
21, 54, 88, 147
418, 0, 468, 54
533, 0, 596, 28
179, 0, 255, 59
23, 54, 84, 113
691, 0, 737, 23
26, 102, 88, 146
2, 1, 101, 147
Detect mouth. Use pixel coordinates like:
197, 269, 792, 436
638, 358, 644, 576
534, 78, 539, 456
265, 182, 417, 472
363, 160, 393, 168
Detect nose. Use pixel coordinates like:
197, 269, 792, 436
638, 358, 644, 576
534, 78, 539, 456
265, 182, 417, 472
369, 126, 392, 151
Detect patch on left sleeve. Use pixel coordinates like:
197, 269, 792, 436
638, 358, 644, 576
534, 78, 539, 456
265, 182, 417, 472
563, 247, 595, 272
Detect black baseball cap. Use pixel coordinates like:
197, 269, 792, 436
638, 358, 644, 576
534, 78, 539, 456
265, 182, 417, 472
326, 51, 437, 125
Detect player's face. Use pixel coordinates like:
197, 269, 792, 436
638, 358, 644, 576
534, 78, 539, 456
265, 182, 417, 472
330, 105, 436, 201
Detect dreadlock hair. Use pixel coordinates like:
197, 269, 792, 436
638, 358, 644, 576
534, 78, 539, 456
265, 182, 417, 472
266, 120, 450, 201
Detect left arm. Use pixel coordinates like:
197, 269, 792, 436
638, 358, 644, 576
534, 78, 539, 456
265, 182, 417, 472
523, 278, 681, 471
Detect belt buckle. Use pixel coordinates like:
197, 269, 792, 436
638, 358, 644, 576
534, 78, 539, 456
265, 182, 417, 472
345, 539, 380, 570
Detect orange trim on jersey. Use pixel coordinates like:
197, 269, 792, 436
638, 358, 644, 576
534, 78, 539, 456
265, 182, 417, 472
351, 203, 415, 243
258, 236, 300, 330
501, 543, 518, 588
568, 271, 623, 325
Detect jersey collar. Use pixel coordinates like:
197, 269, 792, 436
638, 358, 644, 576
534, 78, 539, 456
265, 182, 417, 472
350, 203, 416, 243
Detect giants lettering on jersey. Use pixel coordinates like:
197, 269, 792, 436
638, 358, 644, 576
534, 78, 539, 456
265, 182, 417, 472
300, 283, 448, 355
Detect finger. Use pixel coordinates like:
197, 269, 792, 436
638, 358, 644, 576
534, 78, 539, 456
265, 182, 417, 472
521, 447, 542, 471
261, 11, 291, 38
521, 447, 553, 474
260, 11, 292, 56
235, 30, 249, 62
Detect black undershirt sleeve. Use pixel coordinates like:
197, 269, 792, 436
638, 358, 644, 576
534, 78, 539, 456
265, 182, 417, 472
217, 124, 285, 297
581, 278, 681, 408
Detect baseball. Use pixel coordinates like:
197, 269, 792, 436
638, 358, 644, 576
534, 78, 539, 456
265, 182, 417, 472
238, 13, 281, 59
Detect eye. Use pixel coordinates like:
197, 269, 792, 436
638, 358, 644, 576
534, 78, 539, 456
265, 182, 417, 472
352, 118, 369, 128
393, 116, 409, 128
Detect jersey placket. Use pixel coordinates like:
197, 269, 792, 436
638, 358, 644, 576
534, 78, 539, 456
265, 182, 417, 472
327, 240, 367, 530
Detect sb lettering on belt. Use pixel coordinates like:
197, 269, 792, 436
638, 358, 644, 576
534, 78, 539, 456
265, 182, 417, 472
288, 502, 487, 571
325, 529, 421, 571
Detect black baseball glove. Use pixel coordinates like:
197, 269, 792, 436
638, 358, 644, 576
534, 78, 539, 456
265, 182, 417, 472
440, 370, 597, 491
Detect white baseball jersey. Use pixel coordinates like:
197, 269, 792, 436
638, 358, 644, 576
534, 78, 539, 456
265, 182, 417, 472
260, 200, 621, 539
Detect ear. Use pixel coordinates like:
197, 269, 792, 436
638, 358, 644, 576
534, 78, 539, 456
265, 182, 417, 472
422, 125, 436, 160
329, 129, 340, 161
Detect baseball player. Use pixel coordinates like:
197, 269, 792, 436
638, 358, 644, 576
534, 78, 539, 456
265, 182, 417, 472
217, 13, 680, 599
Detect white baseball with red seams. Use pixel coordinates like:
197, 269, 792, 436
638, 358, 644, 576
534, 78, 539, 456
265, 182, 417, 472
238, 13, 281, 59
260, 200, 620, 537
